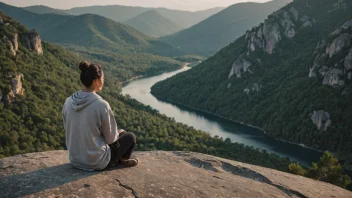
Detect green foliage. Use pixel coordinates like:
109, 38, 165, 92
0, 11, 292, 174
160, 0, 291, 56
289, 152, 351, 189
288, 163, 306, 176
307, 152, 351, 189
152, 0, 352, 168
0, 2, 185, 81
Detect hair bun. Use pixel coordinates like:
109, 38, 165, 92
79, 61, 90, 72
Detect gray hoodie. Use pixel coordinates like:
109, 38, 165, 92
62, 91, 119, 171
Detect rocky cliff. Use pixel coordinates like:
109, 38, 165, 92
0, 151, 351, 198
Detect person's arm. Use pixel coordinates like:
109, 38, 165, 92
101, 104, 119, 144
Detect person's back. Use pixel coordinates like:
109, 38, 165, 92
63, 91, 117, 171
63, 61, 138, 171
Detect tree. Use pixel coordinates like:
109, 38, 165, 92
307, 152, 351, 189
288, 163, 306, 176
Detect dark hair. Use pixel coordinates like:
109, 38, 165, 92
79, 61, 103, 87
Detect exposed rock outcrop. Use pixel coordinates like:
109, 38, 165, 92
245, 6, 314, 55
1, 151, 351, 198
311, 110, 331, 131
323, 69, 344, 86
244, 83, 261, 94
2, 36, 16, 56
263, 22, 281, 54
310, 17, 352, 86
325, 34, 351, 58
7, 73, 25, 102
331, 18, 352, 36
228, 58, 252, 79
20, 31, 43, 55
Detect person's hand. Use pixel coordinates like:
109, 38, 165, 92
118, 129, 126, 136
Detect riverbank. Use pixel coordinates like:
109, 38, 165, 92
152, 95, 325, 158
121, 63, 190, 86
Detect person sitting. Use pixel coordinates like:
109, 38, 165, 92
62, 61, 138, 171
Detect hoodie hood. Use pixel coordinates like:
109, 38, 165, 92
69, 91, 102, 111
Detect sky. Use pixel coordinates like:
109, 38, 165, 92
1, 0, 271, 11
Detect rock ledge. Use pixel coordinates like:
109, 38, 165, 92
0, 151, 351, 198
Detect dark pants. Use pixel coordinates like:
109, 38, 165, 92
106, 132, 136, 168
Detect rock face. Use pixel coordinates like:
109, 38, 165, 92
311, 110, 332, 131
310, 17, 352, 87
0, 151, 351, 198
20, 31, 43, 55
263, 22, 282, 54
7, 73, 25, 102
228, 58, 252, 79
2, 35, 18, 56
326, 34, 350, 58
245, 6, 314, 55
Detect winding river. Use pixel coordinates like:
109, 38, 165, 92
122, 66, 322, 166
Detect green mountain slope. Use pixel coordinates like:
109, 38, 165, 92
125, 10, 184, 38
24, 5, 69, 15
152, 0, 352, 167
65, 5, 223, 29
65, 5, 149, 22
0, 2, 185, 81
154, 7, 224, 28
0, 12, 292, 172
160, 0, 292, 56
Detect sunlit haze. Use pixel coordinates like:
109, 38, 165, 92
2, 0, 271, 11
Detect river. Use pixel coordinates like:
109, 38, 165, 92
122, 66, 323, 166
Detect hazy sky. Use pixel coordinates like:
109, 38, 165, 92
2, 0, 271, 11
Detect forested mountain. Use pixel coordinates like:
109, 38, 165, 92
125, 10, 184, 38
0, 2, 186, 81
152, 0, 352, 168
24, 5, 69, 15
160, 0, 292, 56
25, 5, 222, 32
0, 11, 292, 173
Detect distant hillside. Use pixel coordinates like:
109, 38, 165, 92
125, 10, 184, 38
24, 5, 69, 15
22, 4, 223, 38
161, 0, 292, 56
152, 0, 352, 169
156, 7, 223, 28
0, 2, 183, 57
0, 2, 184, 81
0, 11, 297, 177
65, 5, 223, 29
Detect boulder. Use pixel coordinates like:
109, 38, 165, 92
311, 110, 332, 131
0, 151, 351, 198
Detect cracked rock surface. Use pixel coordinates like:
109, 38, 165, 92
1, 151, 351, 198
